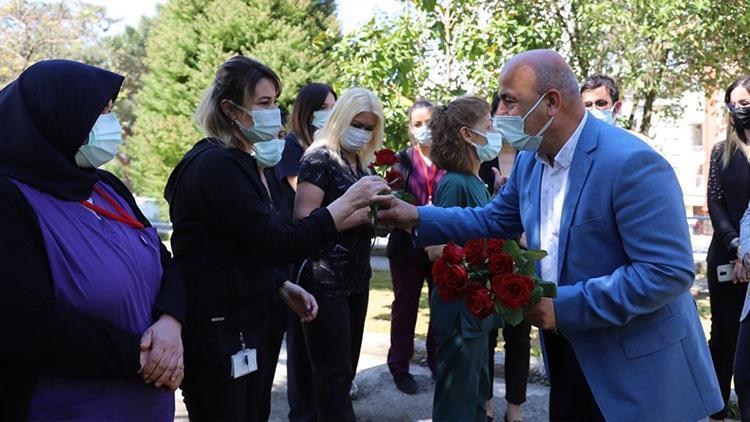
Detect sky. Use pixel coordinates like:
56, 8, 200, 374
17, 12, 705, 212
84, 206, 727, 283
90, 0, 402, 35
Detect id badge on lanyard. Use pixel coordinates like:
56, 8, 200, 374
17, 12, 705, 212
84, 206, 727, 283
230, 331, 257, 379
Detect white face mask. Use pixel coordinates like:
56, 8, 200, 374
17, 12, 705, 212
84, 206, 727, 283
75, 113, 122, 168
412, 125, 432, 146
491, 93, 554, 152
341, 126, 372, 152
251, 138, 285, 167
311, 110, 330, 129
590, 108, 615, 125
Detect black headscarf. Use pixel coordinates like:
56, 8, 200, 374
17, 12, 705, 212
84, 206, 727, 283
0, 60, 124, 201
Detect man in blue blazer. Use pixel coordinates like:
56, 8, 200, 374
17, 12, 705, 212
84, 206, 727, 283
379, 50, 722, 421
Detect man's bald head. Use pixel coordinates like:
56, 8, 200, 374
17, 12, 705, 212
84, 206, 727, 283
501, 50, 580, 103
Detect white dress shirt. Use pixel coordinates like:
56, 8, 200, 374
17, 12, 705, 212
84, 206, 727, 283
537, 113, 587, 284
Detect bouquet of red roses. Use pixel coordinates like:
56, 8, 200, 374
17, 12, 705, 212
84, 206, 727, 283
431, 238, 556, 326
368, 149, 415, 218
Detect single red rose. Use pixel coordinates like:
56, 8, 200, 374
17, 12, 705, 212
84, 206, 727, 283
491, 273, 535, 309
488, 252, 514, 275
436, 263, 468, 301
487, 239, 506, 255
466, 284, 495, 319
464, 239, 487, 266
385, 169, 402, 189
373, 149, 399, 166
441, 242, 464, 265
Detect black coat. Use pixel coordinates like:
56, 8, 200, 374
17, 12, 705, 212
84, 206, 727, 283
164, 139, 337, 331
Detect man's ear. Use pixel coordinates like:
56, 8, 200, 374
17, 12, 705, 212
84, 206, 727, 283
546, 89, 563, 115
613, 100, 623, 117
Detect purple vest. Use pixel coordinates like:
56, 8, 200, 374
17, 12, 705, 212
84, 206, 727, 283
13, 180, 174, 421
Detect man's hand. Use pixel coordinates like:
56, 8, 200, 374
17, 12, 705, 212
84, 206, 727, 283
139, 314, 183, 390
734, 260, 750, 284
279, 281, 319, 322
492, 167, 507, 194
376, 197, 420, 229
524, 297, 556, 330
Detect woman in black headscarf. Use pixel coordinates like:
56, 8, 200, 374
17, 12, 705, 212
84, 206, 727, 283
0, 60, 185, 421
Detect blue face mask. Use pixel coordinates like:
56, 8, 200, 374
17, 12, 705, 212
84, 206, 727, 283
75, 113, 122, 168
469, 128, 503, 163
412, 125, 432, 146
341, 126, 372, 152
251, 138, 285, 167
590, 108, 615, 125
311, 110, 330, 129
236, 107, 282, 143
491, 93, 554, 152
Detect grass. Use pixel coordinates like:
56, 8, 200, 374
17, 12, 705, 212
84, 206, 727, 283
365, 270, 543, 357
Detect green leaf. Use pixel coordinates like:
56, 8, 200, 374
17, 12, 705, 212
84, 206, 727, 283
395, 191, 416, 205
522, 249, 548, 261
529, 286, 543, 305
503, 239, 523, 258
504, 310, 524, 327
540, 282, 557, 298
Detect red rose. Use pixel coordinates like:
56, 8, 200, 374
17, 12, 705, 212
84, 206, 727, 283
373, 149, 399, 166
487, 239, 505, 255
433, 259, 468, 301
488, 252, 514, 275
441, 242, 464, 265
466, 284, 495, 319
385, 169, 402, 189
464, 239, 487, 266
491, 274, 535, 309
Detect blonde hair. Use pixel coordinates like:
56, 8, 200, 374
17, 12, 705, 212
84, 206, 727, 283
307, 87, 384, 170
722, 75, 750, 168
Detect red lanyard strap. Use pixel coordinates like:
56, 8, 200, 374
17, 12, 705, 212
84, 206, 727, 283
415, 150, 436, 203
81, 186, 145, 230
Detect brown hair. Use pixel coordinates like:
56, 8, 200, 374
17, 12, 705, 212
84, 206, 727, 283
194, 56, 282, 149
290, 83, 336, 148
722, 75, 750, 168
429, 96, 489, 173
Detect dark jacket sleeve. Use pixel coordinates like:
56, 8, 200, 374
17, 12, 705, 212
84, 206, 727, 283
707, 143, 739, 254
0, 177, 142, 380
97, 170, 186, 326
192, 151, 338, 262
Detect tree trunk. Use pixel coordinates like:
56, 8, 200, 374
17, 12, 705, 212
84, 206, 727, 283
640, 88, 657, 135
627, 96, 639, 130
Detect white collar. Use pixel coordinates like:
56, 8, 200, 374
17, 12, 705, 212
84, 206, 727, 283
536, 112, 587, 169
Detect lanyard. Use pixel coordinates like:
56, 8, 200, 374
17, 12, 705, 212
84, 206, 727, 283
81, 186, 145, 230
415, 149, 436, 204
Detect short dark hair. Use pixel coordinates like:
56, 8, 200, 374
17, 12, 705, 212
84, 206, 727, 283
580, 74, 620, 103
490, 93, 501, 115
290, 83, 336, 148
429, 96, 489, 174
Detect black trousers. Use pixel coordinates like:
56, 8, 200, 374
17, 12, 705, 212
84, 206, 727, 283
303, 289, 369, 422
707, 259, 748, 419
182, 323, 275, 422
488, 320, 532, 404
543, 331, 604, 421
734, 316, 750, 420
287, 313, 317, 422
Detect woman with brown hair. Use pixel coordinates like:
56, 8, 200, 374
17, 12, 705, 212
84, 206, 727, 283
706, 74, 750, 421
427, 96, 502, 422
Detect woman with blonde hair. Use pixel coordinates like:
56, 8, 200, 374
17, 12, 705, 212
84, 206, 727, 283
164, 58, 388, 421
706, 74, 750, 421
294, 87, 385, 421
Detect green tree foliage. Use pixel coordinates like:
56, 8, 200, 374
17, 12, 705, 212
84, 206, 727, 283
125, 0, 338, 197
0, 0, 112, 87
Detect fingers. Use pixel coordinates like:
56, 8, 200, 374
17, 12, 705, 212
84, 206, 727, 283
139, 329, 153, 351
142, 348, 166, 383
492, 167, 502, 177
154, 352, 180, 388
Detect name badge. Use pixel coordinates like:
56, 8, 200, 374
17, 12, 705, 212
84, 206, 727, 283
230, 348, 257, 379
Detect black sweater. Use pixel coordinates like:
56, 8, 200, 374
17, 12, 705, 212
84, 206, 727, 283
164, 139, 338, 330
0, 170, 185, 421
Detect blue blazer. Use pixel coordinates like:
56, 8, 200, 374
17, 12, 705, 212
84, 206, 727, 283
414, 114, 723, 421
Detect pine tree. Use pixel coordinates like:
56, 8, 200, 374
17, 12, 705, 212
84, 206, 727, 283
125, 0, 338, 197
